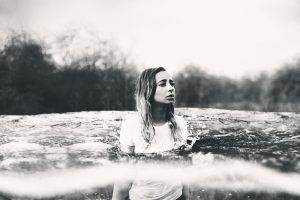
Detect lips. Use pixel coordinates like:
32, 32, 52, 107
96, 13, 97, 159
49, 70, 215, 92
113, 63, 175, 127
166, 94, 174, 98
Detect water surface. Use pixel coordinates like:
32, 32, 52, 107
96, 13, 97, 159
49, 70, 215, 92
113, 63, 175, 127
0, 108, 299, 199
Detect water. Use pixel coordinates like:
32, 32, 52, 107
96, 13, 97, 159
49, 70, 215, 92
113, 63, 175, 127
0, 109, 299, 199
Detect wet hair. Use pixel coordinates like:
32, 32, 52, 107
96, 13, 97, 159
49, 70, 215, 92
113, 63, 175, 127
135, 67, 182, 144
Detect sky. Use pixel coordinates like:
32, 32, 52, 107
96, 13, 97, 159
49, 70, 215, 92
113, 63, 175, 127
0, 0, 300, 78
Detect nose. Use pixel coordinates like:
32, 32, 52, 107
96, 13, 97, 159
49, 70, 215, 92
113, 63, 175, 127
167, 83, 175, 93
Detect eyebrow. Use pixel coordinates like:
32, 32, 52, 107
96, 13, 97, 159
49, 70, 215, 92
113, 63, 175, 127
157, 79, 166, 84
157, 79, 174, 84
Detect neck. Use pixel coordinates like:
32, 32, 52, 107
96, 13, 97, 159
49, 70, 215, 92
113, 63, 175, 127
151, 102, 168, 124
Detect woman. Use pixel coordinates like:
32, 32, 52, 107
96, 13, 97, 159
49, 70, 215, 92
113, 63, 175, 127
112, 67, 190, 200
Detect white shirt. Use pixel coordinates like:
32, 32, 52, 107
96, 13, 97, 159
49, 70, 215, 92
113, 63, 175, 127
120, 115, 189, 154
119, 114, 189, 200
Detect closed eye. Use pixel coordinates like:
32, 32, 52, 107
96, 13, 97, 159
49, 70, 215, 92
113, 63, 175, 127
158, 80, 167, 87
157, 79, 174, 87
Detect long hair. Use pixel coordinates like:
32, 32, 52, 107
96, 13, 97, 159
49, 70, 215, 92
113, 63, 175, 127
135, 67, 182, 144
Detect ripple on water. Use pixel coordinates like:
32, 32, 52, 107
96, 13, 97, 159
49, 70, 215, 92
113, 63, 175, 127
66, 142, 113, 167
68, 142, 112, 152
29, 135, 85, 147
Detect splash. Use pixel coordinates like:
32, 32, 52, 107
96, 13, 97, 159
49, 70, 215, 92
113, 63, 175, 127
0, 154, 299, 198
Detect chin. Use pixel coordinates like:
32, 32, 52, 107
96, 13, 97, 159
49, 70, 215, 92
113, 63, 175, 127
155, 99, 175, 105
167, 101, 175, 105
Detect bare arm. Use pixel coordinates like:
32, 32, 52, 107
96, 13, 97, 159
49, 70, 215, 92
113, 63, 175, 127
112, 180, 131, 200
181, 185, 190, 200
112, 150, 134, 200
112, 148, 134, 200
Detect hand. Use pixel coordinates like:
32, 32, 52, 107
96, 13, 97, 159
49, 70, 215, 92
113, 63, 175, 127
184, 136, 197, 151
175, 138, 196, 153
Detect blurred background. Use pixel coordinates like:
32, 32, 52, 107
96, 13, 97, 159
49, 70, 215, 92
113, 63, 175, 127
0, 0, 299, 114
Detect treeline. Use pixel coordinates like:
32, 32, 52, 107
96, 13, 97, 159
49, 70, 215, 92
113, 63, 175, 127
0, 35, 137, 114
175, 64, 300, 112
0, 34, 299, 114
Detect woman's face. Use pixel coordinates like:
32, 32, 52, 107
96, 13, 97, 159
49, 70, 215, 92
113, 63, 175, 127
153, 71, 175, 104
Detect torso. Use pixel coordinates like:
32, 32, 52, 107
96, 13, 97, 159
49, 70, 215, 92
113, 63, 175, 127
122, 115, 185, 154
119, 114, 188, 200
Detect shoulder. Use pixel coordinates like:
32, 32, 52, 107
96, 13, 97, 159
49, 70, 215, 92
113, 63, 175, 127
119, 114, 141, 147
175, 115, 189, 139
174, 114, 185, 120
174, 115, 187, 125
120, 113, 141, 133
121, 113, 141, 126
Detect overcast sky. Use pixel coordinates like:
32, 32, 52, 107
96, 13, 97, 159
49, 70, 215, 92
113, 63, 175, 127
1, 0, 300, 78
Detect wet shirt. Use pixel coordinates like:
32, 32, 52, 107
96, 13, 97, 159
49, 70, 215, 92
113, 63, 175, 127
119, 115, 189, 200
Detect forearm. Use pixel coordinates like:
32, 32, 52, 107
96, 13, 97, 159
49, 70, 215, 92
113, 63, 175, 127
112, 181, 131, 200
181, 185, 190, 200
112, 190, 129, 200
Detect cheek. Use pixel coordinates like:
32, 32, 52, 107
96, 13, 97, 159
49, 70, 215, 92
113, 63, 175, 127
154, 88, 164, 99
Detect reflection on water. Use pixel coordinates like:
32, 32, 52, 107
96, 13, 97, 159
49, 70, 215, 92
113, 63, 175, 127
0, 154, 300, 199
